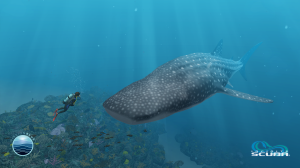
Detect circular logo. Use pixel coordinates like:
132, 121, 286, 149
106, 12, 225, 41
12, 135, 34, 156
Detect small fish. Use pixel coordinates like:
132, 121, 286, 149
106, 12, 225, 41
117, 142, 120, 143
100, 132, 105, 134
78, 148, 82, 150
110, 137, 114, 139
97, 134, 102, 136
105, 137, 110, 139
92, 141, 95, 143
127, 134, 133, 137
79, 144, 83, 146
73, 144, 79, 146
47, 145, 51, 147
91, 137, 96, 140
74, 140, 78, 142
4, 138, 11, 139
100, 137, 104, 139
143, 129, 147, 132
31, 135, 36, 137
77, 135, 83, 137
1, 152, 6, 154
74, 131, 80, 133
58, 149, 63, 151
104, 145, 110, 147
106, 134, 109, 135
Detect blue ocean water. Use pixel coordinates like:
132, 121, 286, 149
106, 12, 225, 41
13, 144, 33, 148
0, 0, 299, 167
13, 144, 33, 155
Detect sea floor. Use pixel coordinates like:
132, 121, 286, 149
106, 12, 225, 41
159, 124, 203, 168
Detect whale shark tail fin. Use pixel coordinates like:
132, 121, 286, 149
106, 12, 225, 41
211, 39, 223, 57
220, 87, 273, 103
239, 42, 262, 81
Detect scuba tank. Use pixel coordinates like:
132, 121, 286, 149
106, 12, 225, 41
63, 94, 74, 104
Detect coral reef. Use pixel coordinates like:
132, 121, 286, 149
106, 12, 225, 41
92, 148, 98, 155
0, 88, 181, 168
49, 155, 62, 165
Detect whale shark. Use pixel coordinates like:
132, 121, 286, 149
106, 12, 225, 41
103, 40, 273, 125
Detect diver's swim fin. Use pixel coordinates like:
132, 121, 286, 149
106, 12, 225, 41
53, 109, 58, 121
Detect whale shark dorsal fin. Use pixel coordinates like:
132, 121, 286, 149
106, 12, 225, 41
211, 39, 223, 56
220, 87, 273, 103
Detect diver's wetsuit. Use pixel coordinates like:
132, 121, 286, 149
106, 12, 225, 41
57, 96, 77, 114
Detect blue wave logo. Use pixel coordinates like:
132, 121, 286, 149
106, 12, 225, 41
252, 141, 288, 154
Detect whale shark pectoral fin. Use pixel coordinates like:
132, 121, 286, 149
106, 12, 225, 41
211, 39, 223, 57
220, 87, 273, 103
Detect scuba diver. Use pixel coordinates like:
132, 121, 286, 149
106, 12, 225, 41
53, 92, 81, 121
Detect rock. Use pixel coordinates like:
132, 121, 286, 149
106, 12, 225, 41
94, 119, 99, 125
29, 125, 35, 132
151, 163, 162, 168
0, 145, 7, 153
50, 124, 65, 135
174, 160, 184, 166
65, 125, 76, 133
135, 152, 147, 161
152, 154, 164, 165
124, 146, 133, 154
124, 153, 132, 160
89, 141, 93, 148
67, 115, 79, 124
44, 95, 56, 102
113, 144, 123, 154
175, 134, 186, 143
